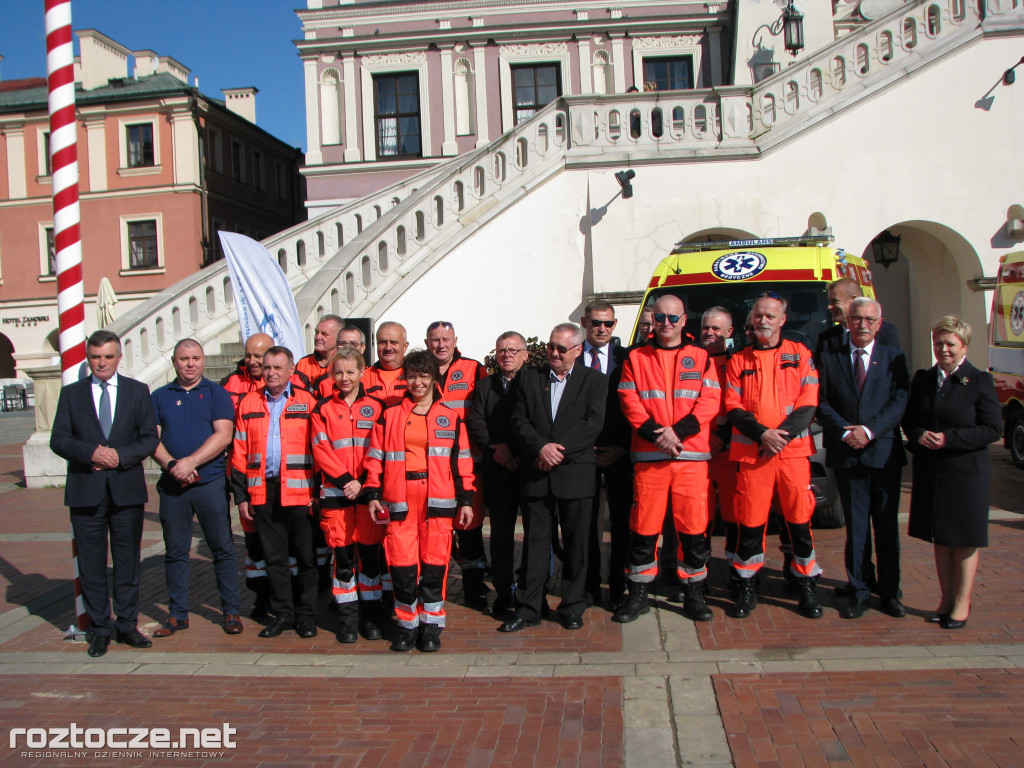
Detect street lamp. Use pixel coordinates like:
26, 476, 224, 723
871, 230, 901, 270
615, 169, 636, 199
783, 1, 805, 56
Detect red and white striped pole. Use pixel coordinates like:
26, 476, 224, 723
45, 0, 89, 637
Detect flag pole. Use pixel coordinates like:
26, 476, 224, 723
45, 0, 89, 639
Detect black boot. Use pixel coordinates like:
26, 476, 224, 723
462, 568, 489, 610
359, 601, 383, 641
612, 581, 650, 624
782, 553, 799, 593
390, 627, 417, 652
797, 578, 823, 619
682, 580, 713, 622
335, 603, 359, 643
417, 624, 442, 653
731, 577, 758, 619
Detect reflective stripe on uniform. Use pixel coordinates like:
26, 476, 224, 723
428, 497, 457, 508
731, 551, 764, 578
385, 450, 406, 462
312, 431, 329, 446
677, 563, 708, 583
285, 453, 313, 469
388, 501, 409, 515
639, 389, 666, 399
419, 600, 446, 627
627, 560, 658, 583
234, 429, 247, 441
444, 399, 468, 410
618, 380, 637, 391
428, 446, 451, 457
367, 447, 384, 460
247, 476, 264, 488
703, 378, 720, 389
673, 389, 699, 400
286, 477, 313, 489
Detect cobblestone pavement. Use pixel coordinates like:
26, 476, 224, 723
0, 436, 1021, 767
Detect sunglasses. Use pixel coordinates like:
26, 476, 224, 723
546, 342, 581, 354
755, 290, 784, 301
588, 319, 615, 328
427, 320, 453, 331
653, 313, 681, 324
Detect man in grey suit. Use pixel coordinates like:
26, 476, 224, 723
50, 330, 159, 657
817, 298, 909, 619
500, 323, 607, 633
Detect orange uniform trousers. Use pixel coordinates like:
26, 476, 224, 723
383, 477, 454, 630
733, 454, 820, 581
321, 504, 385, 608
628, 460, 709, 584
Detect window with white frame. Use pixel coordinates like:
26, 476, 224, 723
121, 216, 162, 271
40, 225, 57, 277
126, 123, 155, 167
511, 64, 561, 125
373, 72, 422, 158
38, 129, 52, 178
642, 56, 694, 91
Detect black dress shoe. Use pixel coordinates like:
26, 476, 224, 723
839, 597, 868, 619
925, 612, 949, 624
336, 628, 358, 644
497, 616, 540, 633
559, 614, 584, 631
879, 598, 906, 618
115, 629, 152, 648
940, 614, 968, 630
295, 618, 318, 638
258, 617, 294, 638
87, 634, 110, 658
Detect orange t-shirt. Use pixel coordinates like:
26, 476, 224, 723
404, 412, 429, 472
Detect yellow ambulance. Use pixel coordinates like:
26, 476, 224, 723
988, 250, 1024, 468
631, 236, 877, 528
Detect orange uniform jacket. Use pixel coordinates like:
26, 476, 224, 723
362, 363, 407, 407
295, 353, 330, 391
438, 353, 487, 417
362, 397, 475, 521
724, 339, 818, 462
709, 351, 734, 453
222, 365, 312, 404
617, 339, 721, 462
310, 388, 385, 508
230, 386, 318, 507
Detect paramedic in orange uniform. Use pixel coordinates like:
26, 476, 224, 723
310, 348, 387, 643
362, 322, 409, 406
724, 293, 823, 620
295, 315, 344, 391
364, 350, 474, 652
425, 321, 490, 609
614, 295, 720, 624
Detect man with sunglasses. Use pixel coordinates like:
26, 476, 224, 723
578, 301, 633, 611
725, 293, 823, 619
615, 295, 721, 624
426, 320, 490, 609
502, 323, 607, 632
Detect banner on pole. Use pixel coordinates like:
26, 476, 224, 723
219, 232, 306, 361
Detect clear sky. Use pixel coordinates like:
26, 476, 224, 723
0, 0, 308, 151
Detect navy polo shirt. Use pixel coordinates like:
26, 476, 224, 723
151, 376, 235, 485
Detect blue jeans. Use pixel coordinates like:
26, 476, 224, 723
158, 478, 241, 618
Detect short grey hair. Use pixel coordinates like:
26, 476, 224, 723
337, 324, 366, 345
932, 315, 971, 347
551, 322, 584, 346
848, 296, 881, 317
496, 330, 527, 347
701, 306, 732, 326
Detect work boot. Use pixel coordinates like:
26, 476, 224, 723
782, 553, 799, 593
359, 602, 384, 641
682, 580, 713, 622
797, 579, 823, 619
612, 582, 650, 624
731, 577, 758, 619
390, 627, 417, 652
417, 624, 442, 653
461, 568, 489, 610
335, 620, 358, 644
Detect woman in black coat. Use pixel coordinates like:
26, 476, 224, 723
902, 316, 1001, 630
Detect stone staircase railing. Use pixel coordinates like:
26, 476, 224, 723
108, 0, 1021, 390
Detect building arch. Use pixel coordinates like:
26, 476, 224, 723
863, 221, 985, 371
0, 333, 15, 379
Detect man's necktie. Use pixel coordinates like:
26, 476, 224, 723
590, 348, 602, 372
854, 349, 867, 393
98, 381, 112, 439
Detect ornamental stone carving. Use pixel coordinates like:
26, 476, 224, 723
499, 42, 569, 56
632, 36, 702, 49
361, 51, 427, 65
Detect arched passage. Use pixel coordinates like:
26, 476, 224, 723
864, 221, 985, 372
0, 334, 15, 379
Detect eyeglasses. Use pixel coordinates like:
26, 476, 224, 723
337, 340, 363, 347
427, 320, 453, 332
588, 319, 615, 328
496, 348, 526, 356
653, 313, 681, 324
848, 316, 879, 326
638, 322, 654, 329
546, 342, 581, 354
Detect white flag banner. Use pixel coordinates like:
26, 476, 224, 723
219, 231, 306, 360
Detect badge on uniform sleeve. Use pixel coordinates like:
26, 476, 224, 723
360, 406, 374, 417
436, 415, 450, 427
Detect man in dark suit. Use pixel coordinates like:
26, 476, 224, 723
816, 277, 901, 355
500, 323, 607, 632
579, 300, 632, 610
817, 297, 909, 619
468, 330, 529, 617
50, 330, 159, 658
